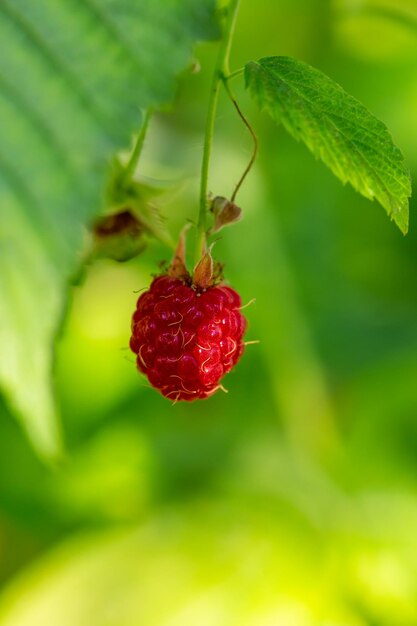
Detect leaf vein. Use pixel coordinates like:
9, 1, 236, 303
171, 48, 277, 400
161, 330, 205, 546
1, 0, 118, 142
261, 63, 406, 211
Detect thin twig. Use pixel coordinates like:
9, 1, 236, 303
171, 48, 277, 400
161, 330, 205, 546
222, 77, 258, 202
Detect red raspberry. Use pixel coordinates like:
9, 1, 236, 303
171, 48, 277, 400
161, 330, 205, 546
129, 275, 247, 401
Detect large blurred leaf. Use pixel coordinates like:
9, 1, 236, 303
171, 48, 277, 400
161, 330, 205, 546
0, 0, 218, 458
245, 56, 411, 233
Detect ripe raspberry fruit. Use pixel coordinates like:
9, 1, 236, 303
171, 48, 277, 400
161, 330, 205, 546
129, 275, 247, 401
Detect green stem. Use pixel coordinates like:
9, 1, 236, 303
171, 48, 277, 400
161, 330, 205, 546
122, 107, 153, 185
224, 67, 244, 81
195, 0, 241, 263
117, 107, 176, 251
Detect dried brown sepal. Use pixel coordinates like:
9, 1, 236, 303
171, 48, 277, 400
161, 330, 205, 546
193, 245, 216, 290
94, 209, 144, 238
93, 209, 146, 262
209, 196, 242, 234
169, 225, 191, 280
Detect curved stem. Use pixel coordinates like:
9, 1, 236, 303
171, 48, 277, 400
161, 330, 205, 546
195, 0, 241, 264
222, 76, 258, 202
122, 107, 153, 185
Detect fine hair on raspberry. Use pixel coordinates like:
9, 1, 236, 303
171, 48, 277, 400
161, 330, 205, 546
130, 275, 247, 402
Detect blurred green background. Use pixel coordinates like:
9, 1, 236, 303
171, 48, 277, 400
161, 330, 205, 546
1, 0, 417, 624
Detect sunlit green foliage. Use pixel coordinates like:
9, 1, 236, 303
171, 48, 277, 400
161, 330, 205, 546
0, 0, 416, 624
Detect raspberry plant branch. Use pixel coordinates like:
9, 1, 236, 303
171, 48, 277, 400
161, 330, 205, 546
222, 75, 258, 202
196, 0, 241, 264
106, 105, 176, 252
121, 107, 153, 186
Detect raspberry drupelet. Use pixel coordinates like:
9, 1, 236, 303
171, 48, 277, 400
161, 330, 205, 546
129, 275, 247, 401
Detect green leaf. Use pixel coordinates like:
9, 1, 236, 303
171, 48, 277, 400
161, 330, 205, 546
245, 56, 411, 233
0, 0, 218, 458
